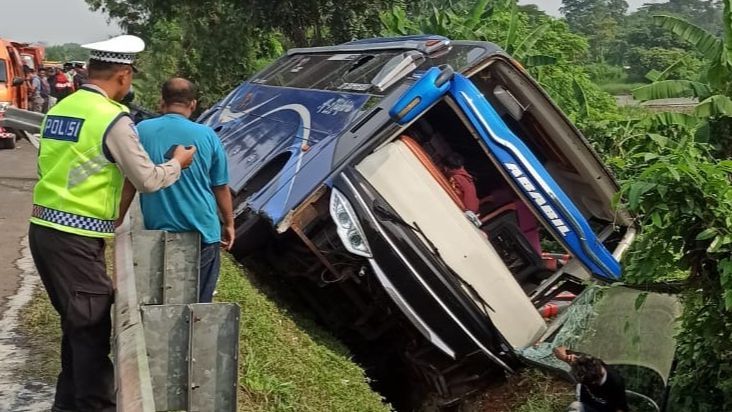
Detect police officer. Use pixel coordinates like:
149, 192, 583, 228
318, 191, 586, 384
28, 35, 196, 412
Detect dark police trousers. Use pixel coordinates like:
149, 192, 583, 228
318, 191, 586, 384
29, 223, 116, 412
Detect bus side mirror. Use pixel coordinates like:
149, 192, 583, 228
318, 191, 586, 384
12, 77, 24, 87
389, 65, 454, 125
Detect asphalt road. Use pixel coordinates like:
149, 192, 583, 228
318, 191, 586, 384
0, 140, 37, 317
0, 139, 54, 411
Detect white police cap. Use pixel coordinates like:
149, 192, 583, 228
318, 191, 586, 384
82, 35, 145, 65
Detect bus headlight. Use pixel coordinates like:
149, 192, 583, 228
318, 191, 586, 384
330, 189, 372, 258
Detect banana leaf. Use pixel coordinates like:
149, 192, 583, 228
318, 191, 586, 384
632, 80, 712, 101
653, 14, 722, 61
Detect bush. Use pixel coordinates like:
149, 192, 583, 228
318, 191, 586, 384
585, 63, 628, 85
626, 47, 703, 83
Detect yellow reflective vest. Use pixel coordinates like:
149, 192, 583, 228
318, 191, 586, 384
31, 88, 128, 238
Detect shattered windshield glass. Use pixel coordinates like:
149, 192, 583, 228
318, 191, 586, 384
250, 43, 493, 95
520, 286, 681, 409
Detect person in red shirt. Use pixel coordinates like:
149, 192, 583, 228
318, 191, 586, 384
54, 68, 74, 101
443, 152, 480, 214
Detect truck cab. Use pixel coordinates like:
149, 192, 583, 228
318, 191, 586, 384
0, 39, 44, 149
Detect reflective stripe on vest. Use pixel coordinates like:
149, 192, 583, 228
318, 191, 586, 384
32, 205, 116, 234
31, 88, 129, 238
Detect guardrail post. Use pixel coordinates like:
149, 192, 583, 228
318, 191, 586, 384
114, 218, 156, 411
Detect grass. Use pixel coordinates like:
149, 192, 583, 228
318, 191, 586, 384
16, 240, 114, 385
17, 287, 61, 384
17, 249, 389, 412
467, 369, 574, 412
600, 82, 647, 95
216, 254, 390, 412
512, 371, 575, 412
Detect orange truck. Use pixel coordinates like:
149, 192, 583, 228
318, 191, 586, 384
0, 39, 44, 149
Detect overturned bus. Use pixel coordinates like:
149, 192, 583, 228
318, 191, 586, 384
200, 36, 679, 409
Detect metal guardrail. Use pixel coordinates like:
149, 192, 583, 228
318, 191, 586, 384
117, 201, 240, 412
115, 216, 157, 411
9, 106, 240, 410
0, 107, 44, 134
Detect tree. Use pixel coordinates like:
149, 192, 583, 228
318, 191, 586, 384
619, 7, 692, 53
87, 0, 395, 47
560, 0, 629, 63
632, 1, 732, 153
560, 0, 627, 34
380, 0, 616, 122
85, 0, 397, 107
641, 0, 723, 35
614, 131, 732, 411
44, 43, 90, 62
625, 46, 703, 82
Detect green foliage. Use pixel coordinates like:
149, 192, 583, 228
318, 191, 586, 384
535, 65, 617, 123
86, 0, 395, 108
585, 63, 627, 84
381, 0, 616, 121
633, 79, 712, 100
216, 255, 390, 411
560, 0, 629, 64
625, 47, 703, 83
599, 82, 647, 95
560, 0, 628, 34
652, 14, 722, 60
640, 0, 724, 35
631, 2, 732, 154
620, 8, 692, 53
613, 134, 732, 410
44, 43, 90, 62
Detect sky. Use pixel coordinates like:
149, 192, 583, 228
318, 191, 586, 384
519, 0, 667, 16
0, 0, 670, 45
0, 0, 120, 45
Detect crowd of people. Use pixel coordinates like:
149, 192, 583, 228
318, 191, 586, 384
24, 61, 88, 113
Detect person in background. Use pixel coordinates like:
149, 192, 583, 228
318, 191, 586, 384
47, 67, 57, 97
73, 62, 88, 90
443, 152, 480, 215
63, 62, 75, 85
554, 346, 629, 412
118, 77, 234, 303
53, 67, 74, 101
38, 68, 51, 113
25, 66, 44, 112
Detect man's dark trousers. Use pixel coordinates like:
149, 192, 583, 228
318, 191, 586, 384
28, 223, 115, 412
199, 242, 221, 303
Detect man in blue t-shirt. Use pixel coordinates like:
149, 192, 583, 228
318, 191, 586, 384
136, 77, 234, 302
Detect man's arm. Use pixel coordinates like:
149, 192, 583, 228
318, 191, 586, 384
30, 78, 40, 94
554, 346, 578, 364
116, 179, 137, 228
213, 185, 234, 251
104, 116, 195, 193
